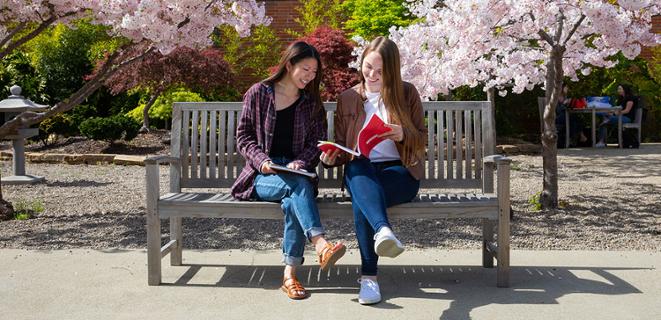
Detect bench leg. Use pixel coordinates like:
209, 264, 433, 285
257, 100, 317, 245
170, 217, 182, 266
496, 162, 511, 288
482, 219, 495, 268
147, 213, 161, 286
496, 201, 511, 286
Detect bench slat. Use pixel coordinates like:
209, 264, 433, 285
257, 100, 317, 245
446, 110, 454, 179
437, 109, 444, 179
200, 110, 208, 179
157, 192, 498, 220
191, 110, 199, 179
219, 110, 226, 179
182, 110, 190, 180
474, 110, 482, 179
209, 111, 217, 179
465, 110, 473, 179
227, 110, 236, 179
455, 109, 463, 179
426, 110, 434, 179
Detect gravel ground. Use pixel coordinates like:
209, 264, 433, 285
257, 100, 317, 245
1, 145, 659, 251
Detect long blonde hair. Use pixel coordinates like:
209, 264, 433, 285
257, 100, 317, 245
359, 36, 424, 166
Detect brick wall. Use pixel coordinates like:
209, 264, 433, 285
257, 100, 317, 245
234, 1, 303, 88
639, 15, 660, 61
264, 0, 305, 45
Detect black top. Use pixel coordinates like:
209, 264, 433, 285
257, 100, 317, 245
269, 98, 299, 158
618, 96, 637, 119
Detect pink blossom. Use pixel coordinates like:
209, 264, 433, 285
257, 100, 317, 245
380, 0, 660, 99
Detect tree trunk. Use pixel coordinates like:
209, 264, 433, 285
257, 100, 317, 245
0, 171, 13, 221
140, 93, 160, 133
540, 46, 565, 209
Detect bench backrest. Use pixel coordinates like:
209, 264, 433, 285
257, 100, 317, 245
171, 101, 495, 189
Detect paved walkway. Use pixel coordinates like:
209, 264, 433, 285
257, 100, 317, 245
2, 249, 659, 319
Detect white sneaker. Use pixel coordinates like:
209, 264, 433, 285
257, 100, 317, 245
358, 278, 381, 305
595, 142, 606, 148
374, 227, 404, 258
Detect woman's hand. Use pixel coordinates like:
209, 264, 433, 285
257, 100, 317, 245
320, 149, 341, 166
287, 161, 302, 170
260, 160, 276, 174
379, 123, 404, 142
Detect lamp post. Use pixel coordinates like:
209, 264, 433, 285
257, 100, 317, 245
0, 85, 49, 185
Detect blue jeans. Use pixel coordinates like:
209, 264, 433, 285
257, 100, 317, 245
253, 157, 324, 266
598, 115, 631, 143
344, 157, 420, 276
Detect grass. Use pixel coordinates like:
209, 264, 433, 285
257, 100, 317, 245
12, 199, 45, 220
528, 192, 569, 211
528, 192, 542, 211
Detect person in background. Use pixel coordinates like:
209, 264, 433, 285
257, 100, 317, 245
556, 84, 588, 148
596, 84, 636, 148
231, 41, 346, 300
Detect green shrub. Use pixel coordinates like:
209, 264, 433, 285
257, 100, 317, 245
341, 0, 417, 40
79, 115, 140, 143
29, 21, 112, 103
213, 25, 280, 85
127, 89, 205, 126
288, 0, 346, 37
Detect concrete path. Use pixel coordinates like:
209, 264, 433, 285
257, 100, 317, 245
1, 249, 660, 320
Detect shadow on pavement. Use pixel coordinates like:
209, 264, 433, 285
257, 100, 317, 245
164, 263, 644, 319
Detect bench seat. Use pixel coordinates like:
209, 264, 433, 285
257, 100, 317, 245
158, 192, 499, 219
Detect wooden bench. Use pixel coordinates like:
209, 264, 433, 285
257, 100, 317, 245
145, 101, 512, 287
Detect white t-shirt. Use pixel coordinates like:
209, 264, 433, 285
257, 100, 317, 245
363, 91, 400, 162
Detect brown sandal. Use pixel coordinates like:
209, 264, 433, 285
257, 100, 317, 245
281, 276, 308, 300
318, 242, 346, 271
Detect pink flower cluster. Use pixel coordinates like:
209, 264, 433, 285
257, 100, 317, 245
379, 0, 660, 99
1, 0, 270, 54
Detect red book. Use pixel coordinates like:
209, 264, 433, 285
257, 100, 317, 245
318, 114, 392, 158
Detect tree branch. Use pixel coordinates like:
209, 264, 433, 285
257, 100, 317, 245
0, 21, 27, 49
563, 14, 586, 46
0, 9, 82, 60
538, 30, 554, 46
0, 43, 154, 139
554, 11, 565, 44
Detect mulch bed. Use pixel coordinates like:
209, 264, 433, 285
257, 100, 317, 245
0, 130, 171, 156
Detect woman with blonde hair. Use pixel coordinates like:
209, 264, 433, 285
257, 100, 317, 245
320, 36, 426, 304
232, 41, 346, 300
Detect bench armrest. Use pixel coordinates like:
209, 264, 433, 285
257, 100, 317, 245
144, 155, 180, 166
145, 156, 182, 202
483, 155, 512, 166
482, 155, 512, 194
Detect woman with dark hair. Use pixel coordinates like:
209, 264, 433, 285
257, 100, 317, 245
596, 84, 637, 147
231, 41, 346, 300
320, 36, 426, 305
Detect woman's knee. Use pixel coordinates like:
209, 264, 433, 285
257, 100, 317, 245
283, 175, 314, 195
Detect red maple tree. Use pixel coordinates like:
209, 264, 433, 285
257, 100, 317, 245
299, 26, 359, 101
99, 46, 233, 131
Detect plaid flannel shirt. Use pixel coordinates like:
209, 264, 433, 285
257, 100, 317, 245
230, 82, 327, 200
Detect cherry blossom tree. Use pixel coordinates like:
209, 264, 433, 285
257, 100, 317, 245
389, 0, 660, 208
0, 0, 269, 138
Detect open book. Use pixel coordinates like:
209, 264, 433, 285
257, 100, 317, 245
317, 114, 392, 158
269, 163, 317, 179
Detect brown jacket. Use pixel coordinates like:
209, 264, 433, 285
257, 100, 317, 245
331, 82, 427, 180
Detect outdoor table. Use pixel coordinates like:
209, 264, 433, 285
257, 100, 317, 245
565, 106, 623, 148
